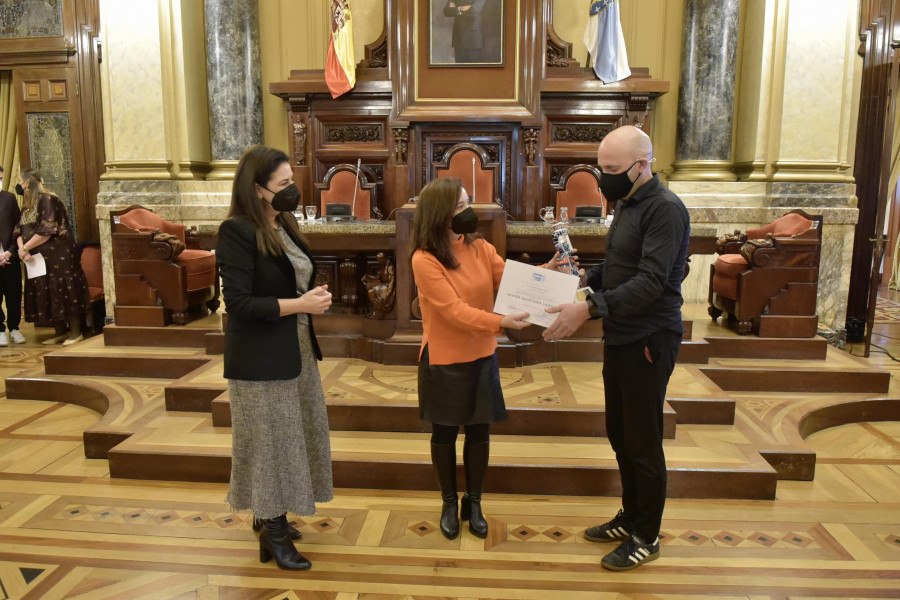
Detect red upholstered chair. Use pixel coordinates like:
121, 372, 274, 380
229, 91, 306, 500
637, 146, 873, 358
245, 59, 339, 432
551, 165, 606, 219
110, 206, 219, 326
435, 145, 497, 203
316, 164, 376, 220
708, 209, 822, 337
79, 243, 105, 335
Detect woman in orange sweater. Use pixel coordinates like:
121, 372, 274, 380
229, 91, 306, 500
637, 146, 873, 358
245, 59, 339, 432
411, 177, 560, 540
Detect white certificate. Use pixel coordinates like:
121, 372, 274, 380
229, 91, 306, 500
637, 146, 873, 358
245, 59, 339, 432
25, 253, 47, 279
493, 259, 580, 328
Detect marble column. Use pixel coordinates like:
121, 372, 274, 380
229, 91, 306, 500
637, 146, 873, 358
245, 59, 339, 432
669, 0, 741, 181
203, 0, 264, 179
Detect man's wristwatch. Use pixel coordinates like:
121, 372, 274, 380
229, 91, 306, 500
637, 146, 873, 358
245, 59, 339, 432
584, 294, 601, 319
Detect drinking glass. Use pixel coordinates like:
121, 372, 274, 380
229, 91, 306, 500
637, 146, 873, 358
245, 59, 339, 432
558, 206, 570, 224
305, 205, 318, 221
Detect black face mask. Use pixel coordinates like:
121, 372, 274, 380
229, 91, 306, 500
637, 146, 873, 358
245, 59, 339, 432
599, 160, 641, 201
263, 183, 301, 212
451, 206, 478, 234
14, 183, 24, 196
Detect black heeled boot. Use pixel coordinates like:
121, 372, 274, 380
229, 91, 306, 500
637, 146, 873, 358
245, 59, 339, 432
430, 441, 460, 540
253, 516, 302, 539
259, 514, 312, 570
460, 439, 490, 538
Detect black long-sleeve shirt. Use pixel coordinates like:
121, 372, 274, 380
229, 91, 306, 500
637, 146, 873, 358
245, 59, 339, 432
584, 174, 690, 345
0, 190, 21, 258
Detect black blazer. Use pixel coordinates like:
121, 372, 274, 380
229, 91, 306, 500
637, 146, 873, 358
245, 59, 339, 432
216, 215, 322, 381
0, 190, 20, 258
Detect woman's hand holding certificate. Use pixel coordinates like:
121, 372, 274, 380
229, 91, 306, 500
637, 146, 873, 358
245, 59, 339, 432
493, 259, 580, 328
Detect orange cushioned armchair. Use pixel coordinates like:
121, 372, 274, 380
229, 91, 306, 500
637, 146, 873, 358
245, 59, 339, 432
708, 209, 822, 337
110, 206, 219, 326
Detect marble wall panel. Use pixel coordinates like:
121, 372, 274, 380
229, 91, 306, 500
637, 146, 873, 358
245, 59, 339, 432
779, 0, 857, 163
26, 112, 77, 238
0, 0, 62, 38
101, 0, 167, 163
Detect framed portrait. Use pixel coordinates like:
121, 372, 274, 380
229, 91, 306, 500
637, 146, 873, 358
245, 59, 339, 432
428, 0, 504, 67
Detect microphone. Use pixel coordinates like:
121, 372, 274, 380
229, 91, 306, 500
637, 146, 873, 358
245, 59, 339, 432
351, 158, 361, 218
471, 157, 476, 203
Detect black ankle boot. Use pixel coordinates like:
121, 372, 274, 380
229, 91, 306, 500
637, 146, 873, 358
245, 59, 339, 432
461, 439, 490, 538
259, 514, 311, 570
431, 441, 460, 540
253, 516, 302, 539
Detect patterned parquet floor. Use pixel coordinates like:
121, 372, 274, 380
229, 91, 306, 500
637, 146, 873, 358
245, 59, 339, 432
0, 305, 899, 599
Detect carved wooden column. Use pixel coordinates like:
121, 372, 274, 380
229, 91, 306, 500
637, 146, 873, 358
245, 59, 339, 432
288, 97, 312, 210
521, 126, 541, 221
391, 125, 411, 209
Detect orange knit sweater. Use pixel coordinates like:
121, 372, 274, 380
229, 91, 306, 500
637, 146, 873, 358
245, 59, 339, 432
411, 237, 505, 365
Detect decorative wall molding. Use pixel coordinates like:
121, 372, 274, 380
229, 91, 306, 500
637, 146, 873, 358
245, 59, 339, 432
324, 124, 382, 143
552, 123, 612, 143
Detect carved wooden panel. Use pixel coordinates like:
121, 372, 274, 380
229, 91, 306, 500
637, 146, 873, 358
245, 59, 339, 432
23, 80, 42, 102
418, 126, 514, 210
48, 79, 68, 101
314, 254, 367, 313
551, 123, 613, 144
323, 123, 383, 143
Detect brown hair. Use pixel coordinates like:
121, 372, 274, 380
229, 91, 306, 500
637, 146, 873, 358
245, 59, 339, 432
410, 177, 477, 269
19, 168, 52, 210
228, 145, 305, 256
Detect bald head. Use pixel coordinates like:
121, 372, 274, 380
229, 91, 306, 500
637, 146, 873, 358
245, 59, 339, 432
597, 126, 654, 199
598, 126, 652, 165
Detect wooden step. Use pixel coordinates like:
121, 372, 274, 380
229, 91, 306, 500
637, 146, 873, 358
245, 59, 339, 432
107, 426, 778, 500
103, 323, 220, 348
702, 335, 827, 360
42, 336, 210, 379
206, 394, 679, 438
701, 366, 890, 393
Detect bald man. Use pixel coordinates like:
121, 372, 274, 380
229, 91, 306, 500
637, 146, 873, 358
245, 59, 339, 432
543, 126, 690, 571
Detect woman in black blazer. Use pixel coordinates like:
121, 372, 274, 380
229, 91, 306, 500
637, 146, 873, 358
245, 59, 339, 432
216, 146, 333, 571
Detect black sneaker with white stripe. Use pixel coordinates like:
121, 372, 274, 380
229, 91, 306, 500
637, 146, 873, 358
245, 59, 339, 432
600, 533, 660, 571
583, 509, 630, 543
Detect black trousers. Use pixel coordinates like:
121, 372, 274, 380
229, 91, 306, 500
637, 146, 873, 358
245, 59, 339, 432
602, 328, 681, 542
0, 262, 22, 333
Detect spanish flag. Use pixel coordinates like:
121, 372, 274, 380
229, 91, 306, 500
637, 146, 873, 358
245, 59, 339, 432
325, 0, 356, 99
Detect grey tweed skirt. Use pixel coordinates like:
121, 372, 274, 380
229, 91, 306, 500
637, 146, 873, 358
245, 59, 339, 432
226, 321, 333, 518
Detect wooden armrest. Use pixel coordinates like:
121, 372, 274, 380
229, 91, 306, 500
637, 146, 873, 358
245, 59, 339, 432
112, 232, 179, 261
152, 232, 186, 257
185, 227, 218, 251
716, 230, 747, 254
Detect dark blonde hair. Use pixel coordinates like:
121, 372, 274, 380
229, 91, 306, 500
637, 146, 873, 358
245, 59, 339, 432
410, 177, 477, 269
19, 168, 52, 209
228, 145, 305, 256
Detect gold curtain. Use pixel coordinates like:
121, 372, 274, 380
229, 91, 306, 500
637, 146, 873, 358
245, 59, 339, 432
0, 71, 20, 194
889, 104, 900, 288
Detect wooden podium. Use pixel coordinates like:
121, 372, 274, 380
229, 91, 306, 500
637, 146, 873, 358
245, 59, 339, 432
384, 201, 508, 363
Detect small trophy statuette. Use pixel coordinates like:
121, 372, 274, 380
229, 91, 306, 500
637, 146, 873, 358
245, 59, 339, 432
552, 222, 579, 276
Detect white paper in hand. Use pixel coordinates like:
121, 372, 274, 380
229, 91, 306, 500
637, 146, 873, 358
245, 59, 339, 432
25, 253, 47, 279
493, 259, 580, 328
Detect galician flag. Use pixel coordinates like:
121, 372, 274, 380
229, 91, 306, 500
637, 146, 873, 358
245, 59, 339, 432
583, 0, 631, 83
326, 0, 356, 98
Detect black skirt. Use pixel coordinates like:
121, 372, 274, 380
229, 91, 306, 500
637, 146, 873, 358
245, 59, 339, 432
417, 345, 507, 426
